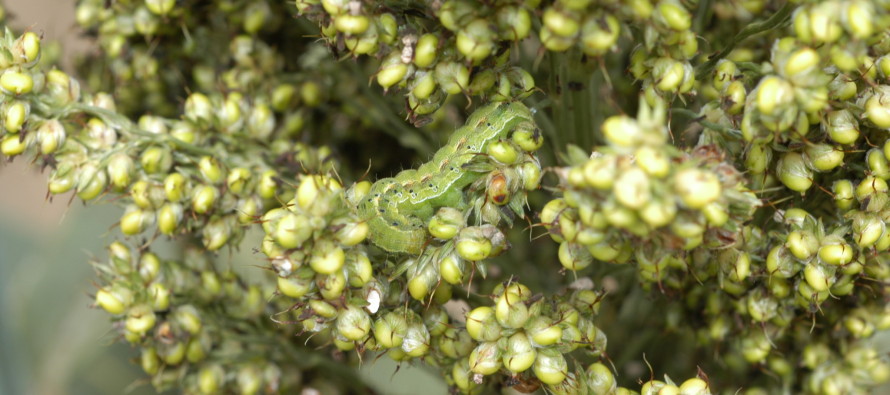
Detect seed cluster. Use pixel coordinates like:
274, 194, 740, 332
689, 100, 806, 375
544, 99, 760, 280
92, 242, 365, 393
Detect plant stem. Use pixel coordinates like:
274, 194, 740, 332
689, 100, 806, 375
670, 108, 743, 139
693, 0, 714, 35
65, 103, 218, 157
695, 2, 794, 80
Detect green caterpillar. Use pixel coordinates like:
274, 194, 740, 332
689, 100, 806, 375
358, 102, 537, 254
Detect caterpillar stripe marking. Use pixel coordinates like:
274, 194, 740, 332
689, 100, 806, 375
358, 102, 536, 254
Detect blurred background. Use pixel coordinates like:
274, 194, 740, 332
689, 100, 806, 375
0, 1, 445, 394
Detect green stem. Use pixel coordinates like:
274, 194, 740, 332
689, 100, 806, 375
692, 0, 714, 35
695, 2, 794, 80
576, 57, 599, 150
670, 108, 742, 139
526, 96, 560, 167
548, 52, 568, 162
589, 65, 603, 146
736, 61, 766, 76
63, 103, 218, 157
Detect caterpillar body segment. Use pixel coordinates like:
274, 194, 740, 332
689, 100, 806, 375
358, 102, 536, 254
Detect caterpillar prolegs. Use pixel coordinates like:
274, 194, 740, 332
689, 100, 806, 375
358, 102, 537, 254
